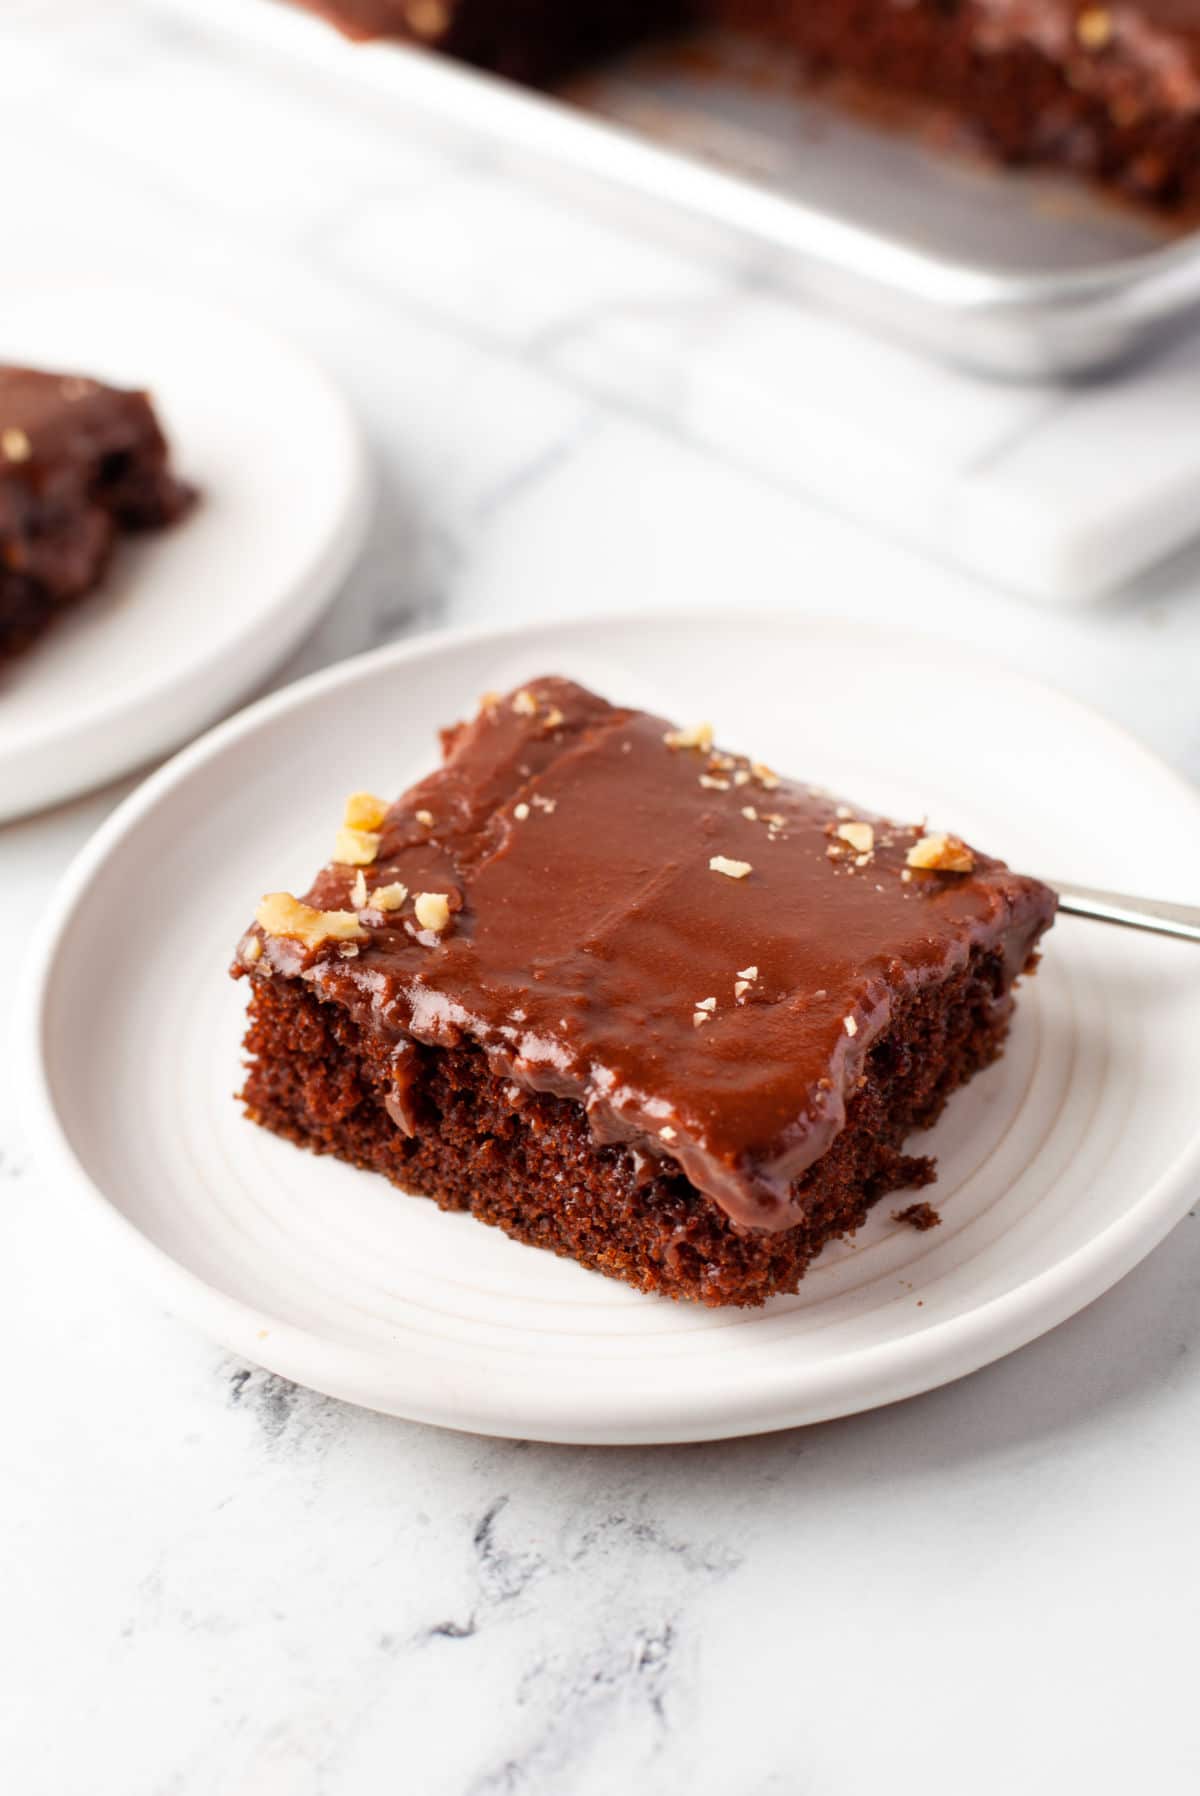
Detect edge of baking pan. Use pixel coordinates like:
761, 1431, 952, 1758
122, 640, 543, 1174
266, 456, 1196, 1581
155, 0, 1200, 380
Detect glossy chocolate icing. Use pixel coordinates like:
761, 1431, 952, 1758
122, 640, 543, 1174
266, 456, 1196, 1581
0, 366, 192, 608
243, 679, 1056, 1233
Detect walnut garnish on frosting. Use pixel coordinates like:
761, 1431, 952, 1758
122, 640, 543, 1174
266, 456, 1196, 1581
751, 761, 780, 791
241, 935, 262, 965
405, 0, 450, 37
532, 794, 557, 813
370, 882, 409, 911
1, 426, 31, 463
512, 689, 538, 717
334, 826, 381, 866
351, 870, 368, 908
835, 821, 874, 856
844, 1015, 858, 1037
343, 792, 389, 832
255, 893, 367, 950
699, 775, 730, 791
664, 722, 714, 753
416, 809, 435, 828
734, 965, 758, 1002
906, 832, 975, 873
414, 892, 451, 932
513, 802, 530, 821
710, 855, 752, 880
543, 707, 565, 730
1076, 7, 1112, 50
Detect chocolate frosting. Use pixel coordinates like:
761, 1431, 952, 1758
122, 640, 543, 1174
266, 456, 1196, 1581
0, 366, 192, 603
243, 679, 1056, 1234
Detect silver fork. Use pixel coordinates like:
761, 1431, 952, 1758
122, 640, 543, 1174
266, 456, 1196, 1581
1049, 881, 1200, 944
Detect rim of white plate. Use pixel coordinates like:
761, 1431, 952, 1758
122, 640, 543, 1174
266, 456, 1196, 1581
18, 610, 1200, 1442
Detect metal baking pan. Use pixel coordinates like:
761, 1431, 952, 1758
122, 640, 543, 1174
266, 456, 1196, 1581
162, 0, 1200, 380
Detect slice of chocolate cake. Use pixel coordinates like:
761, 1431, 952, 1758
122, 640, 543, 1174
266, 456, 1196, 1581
0, 366, 193, 661
288, 0, 1200, 209
232, 678, 1055, 1307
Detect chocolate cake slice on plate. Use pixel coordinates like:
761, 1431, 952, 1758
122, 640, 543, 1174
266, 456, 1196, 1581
233, 678, 1055, 1307
0, 365, 193, 661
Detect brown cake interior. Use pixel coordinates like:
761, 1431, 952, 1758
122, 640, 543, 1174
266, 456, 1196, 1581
241, 936, 1019, 1308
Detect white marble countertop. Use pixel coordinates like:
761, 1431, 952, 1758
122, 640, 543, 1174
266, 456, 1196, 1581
4, 6, 1200, 1793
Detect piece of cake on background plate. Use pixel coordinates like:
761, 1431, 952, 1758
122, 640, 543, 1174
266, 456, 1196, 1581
233, 677, 1056, 1307
0, 365, 193, 661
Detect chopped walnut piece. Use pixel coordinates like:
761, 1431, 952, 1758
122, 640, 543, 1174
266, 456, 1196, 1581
734, 980, 751, 1000
351, 870, 368, 908
1076, 7, 1112, 49
692, 1010, 711, 1028
343, 791, 389, 832
371, 882, 409, 911
513, 802, 530, 821
660, 1125, 677, 1141
699, 775, 730, 791
1, 427, 31, 463
242, 935, 262, 965
414, 891, 451, 932
733, 769, 751, 787
901, 868, 914, 884
532, 794, 557, 813
844, 1015, 858, 1037
405, 0, 450, 35
695, 996, 717, 1012
736, 964, 758, 980
512, 689, 538, 717
708, 752, 736, 772
255, 892, 367, 950
416, 809, 435, 828
906, 832, 975, 873
751, 761, 780, 790
477, 690, 501, 714
664, 721, 714, 753
543, 707, 565, 730
835, 821, 874, 855
741, 805, 758, 822
334, 825, 381, 866
709, 855, 752, 880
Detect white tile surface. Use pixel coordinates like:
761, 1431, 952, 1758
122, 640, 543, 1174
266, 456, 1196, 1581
4, 6, 1200, 1795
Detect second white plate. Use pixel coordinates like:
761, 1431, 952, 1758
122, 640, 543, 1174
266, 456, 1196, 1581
22, 614, 1200, 1442
0, 285, 370, 820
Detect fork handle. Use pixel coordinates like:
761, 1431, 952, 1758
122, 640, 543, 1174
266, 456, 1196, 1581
1050, 881, 1200, 943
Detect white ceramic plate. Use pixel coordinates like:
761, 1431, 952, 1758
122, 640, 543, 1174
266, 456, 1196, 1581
0, 286, 370, 821
22, 614, 1200, 1444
